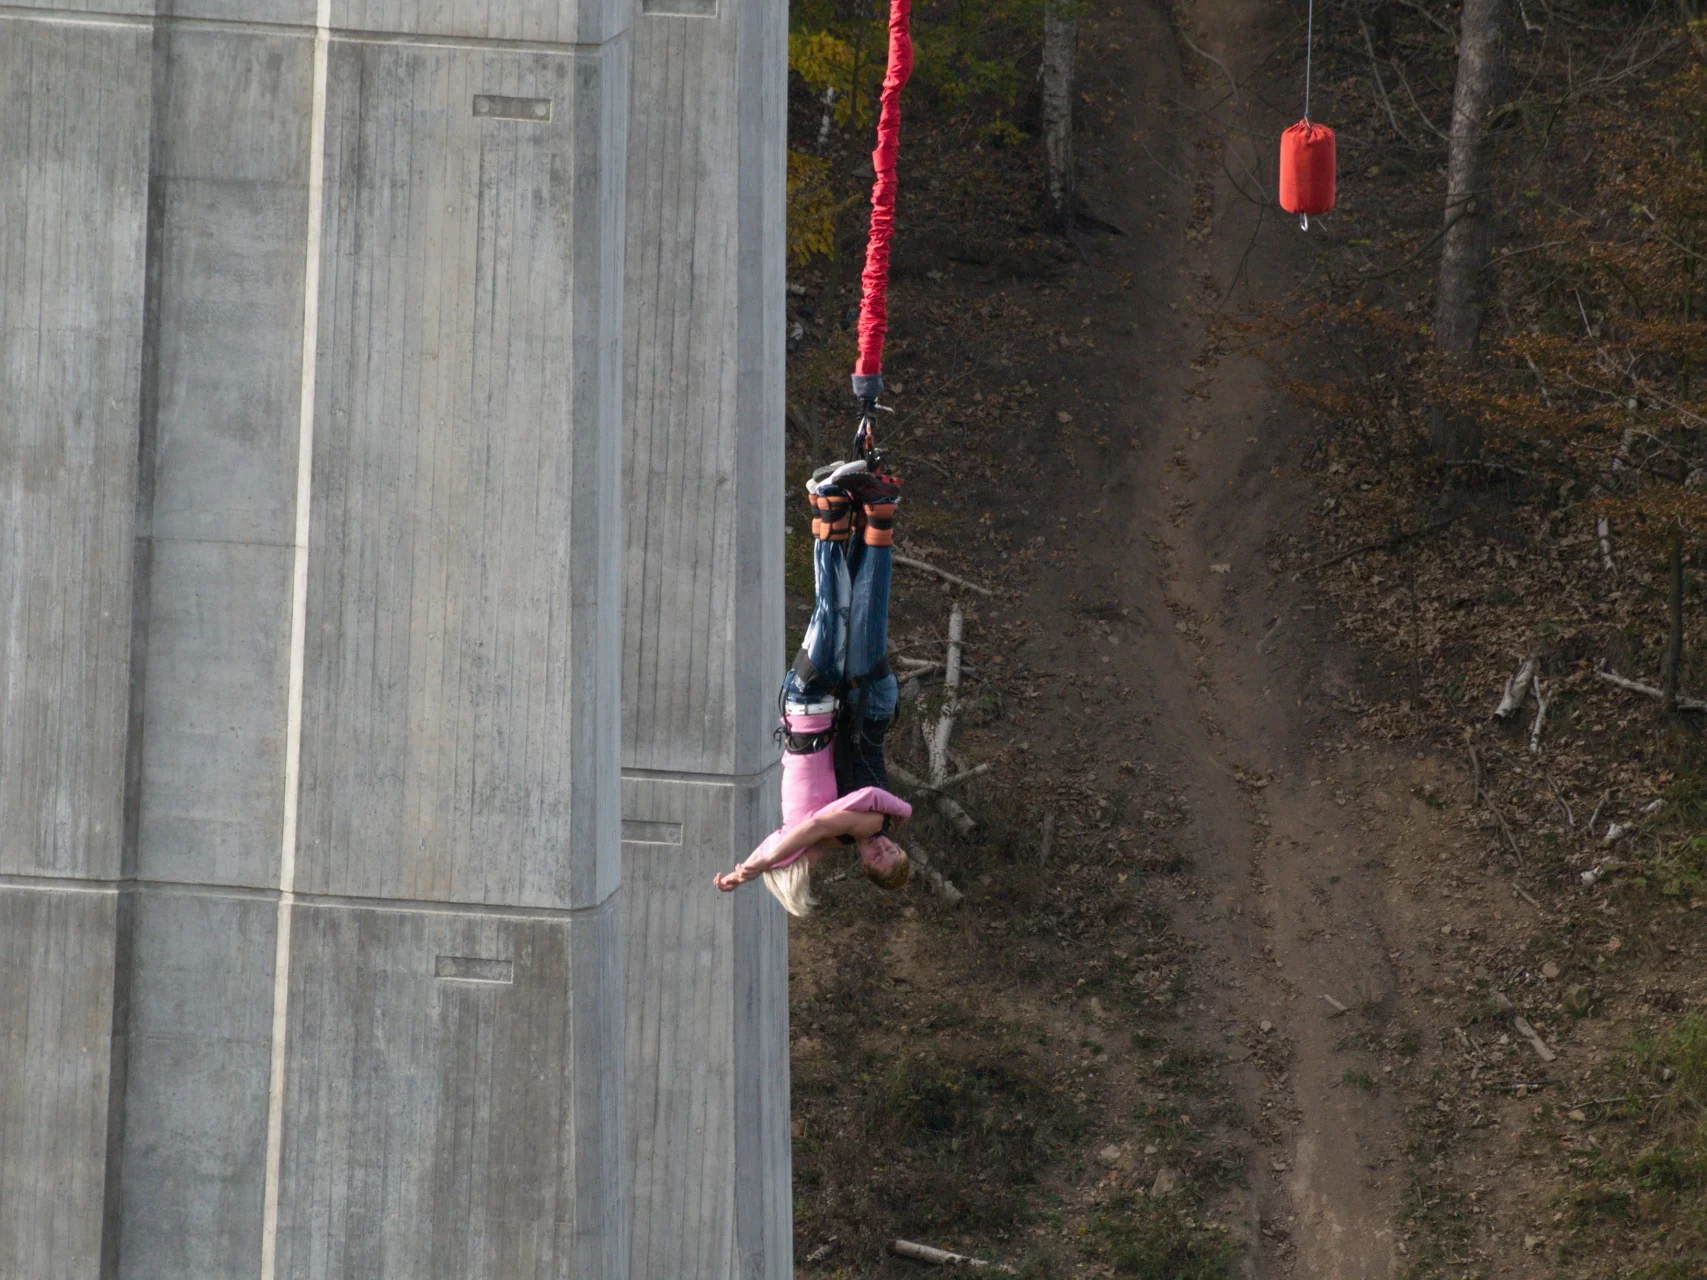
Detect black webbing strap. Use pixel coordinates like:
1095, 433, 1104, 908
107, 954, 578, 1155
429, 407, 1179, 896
842, 656, 890, 691
791, 650, 821, 688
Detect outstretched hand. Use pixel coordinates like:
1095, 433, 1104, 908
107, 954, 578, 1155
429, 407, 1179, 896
713, 868, 746, 892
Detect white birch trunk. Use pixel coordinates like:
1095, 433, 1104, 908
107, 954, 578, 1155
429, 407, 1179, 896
1431, 0, 1506, 460
1041, 0, 1076, 232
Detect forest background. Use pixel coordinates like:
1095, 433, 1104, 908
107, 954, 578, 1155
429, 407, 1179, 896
777, 0, 1707, 1275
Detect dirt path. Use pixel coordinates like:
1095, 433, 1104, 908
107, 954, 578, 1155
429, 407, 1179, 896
1002, 0, 1467, 1272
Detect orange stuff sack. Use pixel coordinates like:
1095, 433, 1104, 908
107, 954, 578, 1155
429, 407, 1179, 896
1278, 120, 1336, 216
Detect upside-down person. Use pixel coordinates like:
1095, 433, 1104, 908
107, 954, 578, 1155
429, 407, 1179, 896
713, 459, 911, 916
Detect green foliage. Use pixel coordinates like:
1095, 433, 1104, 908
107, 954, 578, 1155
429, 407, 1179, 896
1559, 1013, 1707, 1268
789, 0, 1042, 136
788, 28, 884, 129
1634, 1011, 1707, 1113
786, 149, 847, 266
1644, 837, 1707, 899
860, 1048, 1071, 1233
980, 117, 1029, 149
1084, 1192, 1235, 1279
908, 0, 1040, 112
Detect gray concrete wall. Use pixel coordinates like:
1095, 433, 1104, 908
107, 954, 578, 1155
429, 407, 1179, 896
621, 0, 792, 1273
0, 16, 152, 1276
2, 3, 632, 1275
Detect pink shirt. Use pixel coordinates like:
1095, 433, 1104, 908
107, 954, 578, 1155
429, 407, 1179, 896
744, 715, 912, 873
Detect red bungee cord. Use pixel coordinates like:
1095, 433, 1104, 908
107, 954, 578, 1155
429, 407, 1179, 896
850, 0, 913, 460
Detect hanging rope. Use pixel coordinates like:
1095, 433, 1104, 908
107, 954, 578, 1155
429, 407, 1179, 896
1304, 0, 1314, 122
850, 0, 914, 453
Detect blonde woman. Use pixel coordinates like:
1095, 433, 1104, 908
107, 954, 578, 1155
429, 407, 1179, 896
714, 460, 912, 916
714, 783, 912, 916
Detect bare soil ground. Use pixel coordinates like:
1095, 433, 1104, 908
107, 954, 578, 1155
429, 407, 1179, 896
780, 0, 1707, 1276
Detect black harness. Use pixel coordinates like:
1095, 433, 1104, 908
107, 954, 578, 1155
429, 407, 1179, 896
783, 651, 891, 755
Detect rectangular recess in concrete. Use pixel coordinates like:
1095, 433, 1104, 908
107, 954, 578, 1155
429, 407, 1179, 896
641, 0, 720, 16
473, 92, 552, 121
434, 954, 515, 983
621, 819, 684, 845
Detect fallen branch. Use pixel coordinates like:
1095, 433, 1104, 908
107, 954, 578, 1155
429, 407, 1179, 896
914, 606, 977, 835
891, 763, 977, 836
1528, 674, 1551, 754
1493, 992, 1557, 1063
1177, 30, 1239, 105
1544, 772, 1574, 828
1588, 789, 1611, 834
1039, 811, 1056, 864
894, 555, 994, 597
1297, 513, 1469, 577
1594, 664, 1707, 713
1468, 744, 1485, 807
1580, 858, 1628, 885
1513, 882, 1548, 915
902, 845, 964, 907
1321, 993, 1350, 1017
929, 607, 964, 784
1488, 797, 1525, 867
1494, 657, 1537, 720
908, 762, 991, 796
1598, 516, 1616, 574
890, 1240, 1013, 1273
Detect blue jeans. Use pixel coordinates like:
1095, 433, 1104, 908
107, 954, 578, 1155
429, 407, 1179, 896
844, 539, 897, 720
783, 537, 896, 721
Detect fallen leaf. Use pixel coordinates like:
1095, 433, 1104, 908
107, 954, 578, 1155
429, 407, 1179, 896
1210, 563, 1231, 574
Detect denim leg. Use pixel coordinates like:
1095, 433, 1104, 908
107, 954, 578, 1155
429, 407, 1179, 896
782, 533, 850, 706
845, 539, 897, 720
834, 714, 890, 794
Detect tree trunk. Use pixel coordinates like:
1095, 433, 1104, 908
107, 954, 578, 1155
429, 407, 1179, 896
1041, 0, 1076, 233
1664, 527, 1684, 713
1431, 0, 1507, 460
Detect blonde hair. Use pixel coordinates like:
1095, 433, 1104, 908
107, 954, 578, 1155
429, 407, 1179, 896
861, 838, 912, 891
762, 858, 816, 917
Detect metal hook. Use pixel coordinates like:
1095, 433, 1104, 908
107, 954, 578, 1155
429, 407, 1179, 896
1300, 212, 1310, 232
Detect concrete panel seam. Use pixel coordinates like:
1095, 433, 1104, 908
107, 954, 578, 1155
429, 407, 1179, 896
0, 873, 619, 919
620, 763, 781, 788
258, 4, 328, 1274
146, 532, 295, 550
0, 6, 151, 32
0, 7, 629, 51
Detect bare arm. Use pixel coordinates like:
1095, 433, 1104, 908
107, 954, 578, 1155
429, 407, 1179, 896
714, 808, 888, 892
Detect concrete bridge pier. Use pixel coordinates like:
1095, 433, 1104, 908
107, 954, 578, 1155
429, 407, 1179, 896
620, 0, 793, 1275
4, 2, 632, 1274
